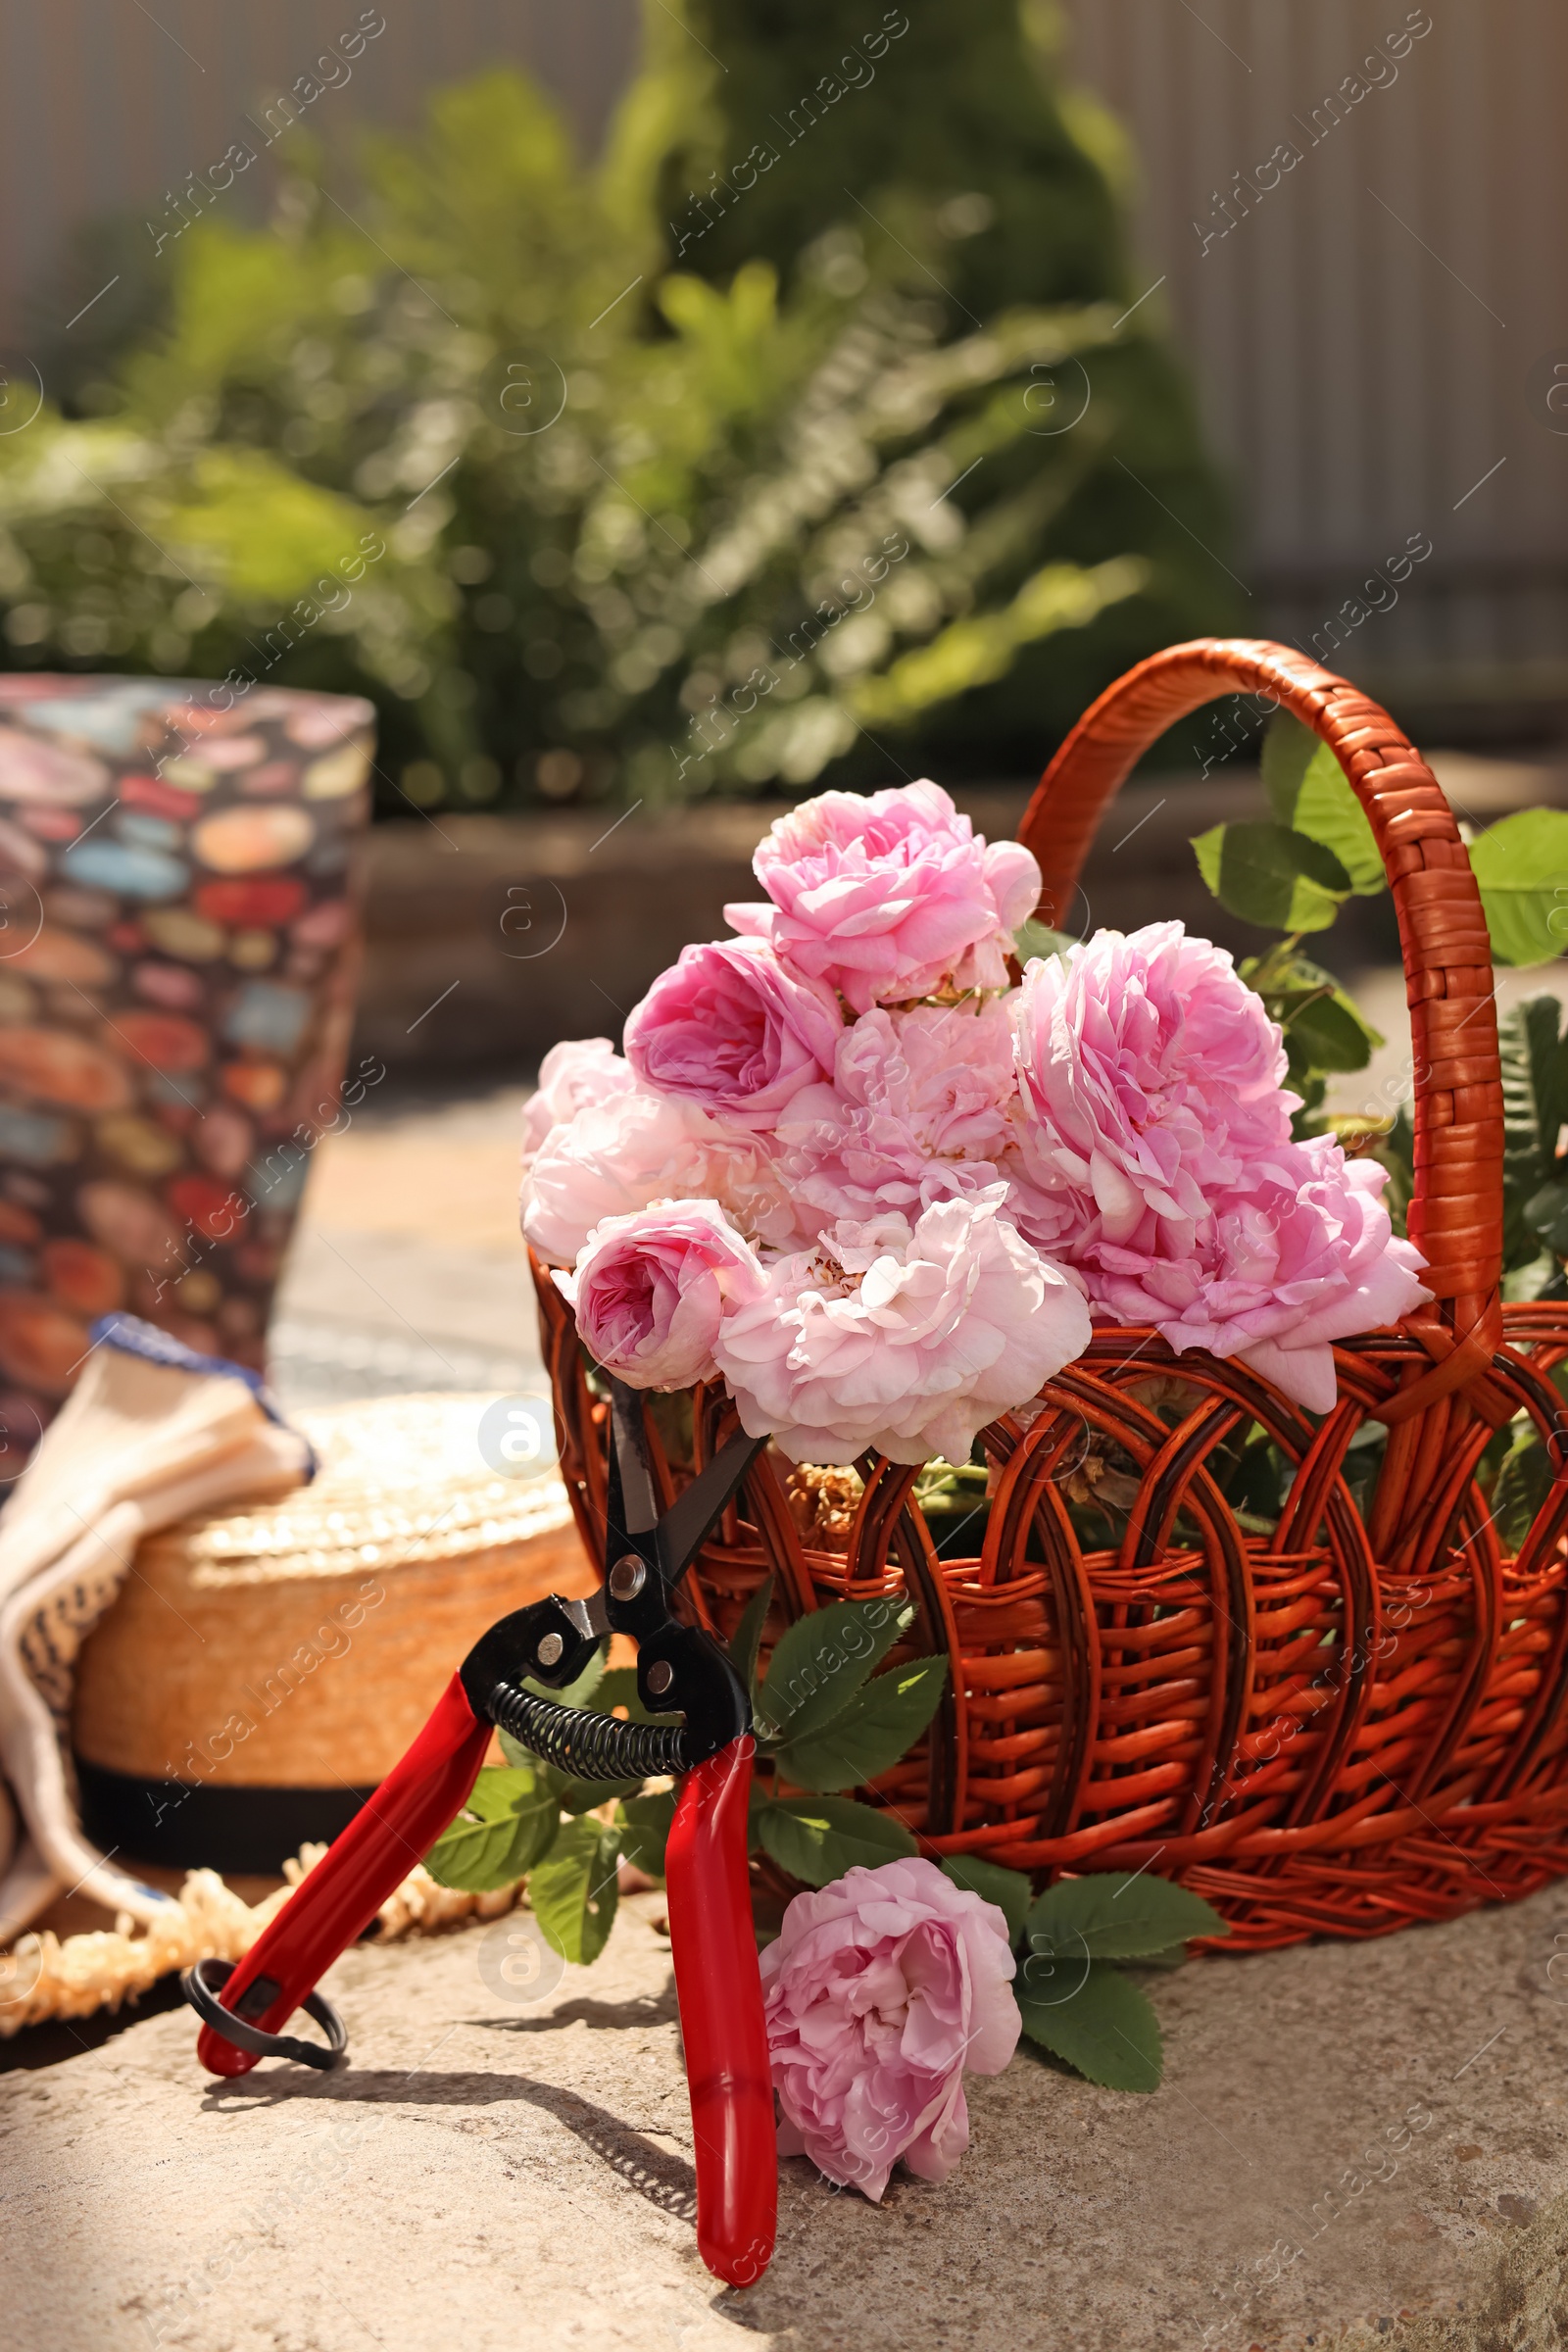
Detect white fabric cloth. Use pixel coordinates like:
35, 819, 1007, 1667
0, 1319, 311, 1942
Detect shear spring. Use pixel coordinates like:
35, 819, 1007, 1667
488, 1681, 690, 1781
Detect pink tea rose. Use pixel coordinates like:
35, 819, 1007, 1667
727, 779, 1041, 1013
1078, 1134, 1429, 1412
520, 1037, 634, 1159
712, 1186, 1091, 1464
775, 1000, 1019, 1224
522, 1088, 804, 1265
559, 1200, 766, 1390
623, 938, 843, 1127
760, 1857, 1020, 2202
1011, 922, 1296, 1254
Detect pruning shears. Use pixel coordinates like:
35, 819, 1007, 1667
183, 1383, 777, 2288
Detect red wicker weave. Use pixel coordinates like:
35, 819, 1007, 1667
532, 639, 1568, 1950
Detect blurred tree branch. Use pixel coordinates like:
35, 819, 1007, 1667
0, 11, 1236, 811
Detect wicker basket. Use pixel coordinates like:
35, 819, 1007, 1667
533, 638, 1568, 1950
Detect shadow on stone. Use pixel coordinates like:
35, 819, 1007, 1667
204, 2065, 698, 2225
472, 1985, 680, 2035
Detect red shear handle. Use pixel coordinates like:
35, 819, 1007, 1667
665, 1738, 777, 2288
197, 1674, 492, 2077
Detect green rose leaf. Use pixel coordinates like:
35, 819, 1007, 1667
1017, 1961, 1162, 2091
497, 1728, 562, 1788
729, 1575, 775, 1709
939, 1852, 1033, 1940
582, 1665, 679, 1727
1023, 1871, 1229, 1960
423, 1811, 544, 1893
463, 1766, 545, 1824
615, 1788, 677, 1879
1192, 819, 1350, 933
555, 1771, 648, 1815
528, 1815, 621, 1965
494, 1727, 635, 1815
423, 1764, 561, 1892
1500, 998, 1568, 1272
1278, 980, 1382, 1075
582, 1665, 646, 1719
757, 1793, 918, 1886
1239, 948, 1384, 1088
1012, 917, 1074, 965
773, 1655, 949, 1793
1468, 809, 1568, 967
755, 1595, 913, 1744
1259, 707, 1319, 818
1293, 752, 1384, 897
521, 1648, 606, 1710
1492, 1423, 1557, 1553
1263, 714, 1384, 897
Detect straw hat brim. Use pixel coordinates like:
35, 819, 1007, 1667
72, 1393, 595, 1871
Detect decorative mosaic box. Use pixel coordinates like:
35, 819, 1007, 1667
0, 676, 374, 1460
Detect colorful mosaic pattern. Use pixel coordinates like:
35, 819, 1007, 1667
0, 677, 374, 1467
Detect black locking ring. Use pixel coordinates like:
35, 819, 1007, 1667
181, 1955, 347, 2071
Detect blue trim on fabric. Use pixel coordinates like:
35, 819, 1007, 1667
88, 1314, 317, 1484
126, 1878, 181, 1910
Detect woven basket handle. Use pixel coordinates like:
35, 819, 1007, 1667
1014, 637, 1503, 1417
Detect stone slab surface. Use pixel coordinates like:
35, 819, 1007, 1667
267, 1084, 548, 1409
11, 1885, 1568, 2352
275, 1224, 544, 1372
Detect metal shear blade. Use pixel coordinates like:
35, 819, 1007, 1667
605, 1379, 764, 1591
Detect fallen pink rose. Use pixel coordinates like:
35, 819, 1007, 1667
760, 1856, 1020, 2202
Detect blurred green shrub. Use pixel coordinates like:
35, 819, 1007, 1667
0, 6, 1235, 810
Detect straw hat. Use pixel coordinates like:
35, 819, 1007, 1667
71, 1392, 595, 1872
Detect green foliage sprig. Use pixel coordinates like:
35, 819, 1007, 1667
421, 1581, 948, 1963
940, 1858, 1228, 2091
421, 1577, 1235, 2093
1190, 705, 1568, 1541
421, 1570, 1243, 2100
4, 10, 1232, 808
1194, 708, 1568, 1156
1198, 710, 1568, 995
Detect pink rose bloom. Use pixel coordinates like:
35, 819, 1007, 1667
761, 1857, 1020, 2202
1080, 1134, 1430, 1412
727, 779, 1041, 1013
775, 1000, 1019, 1224
558, 1200, 766, 1391
712, 1186, 1091, 1465
1011, 922, 1296, 1254
623, 939, 843, 1128
520, 1037, 633, 1159
522, 1089, 804, 1265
